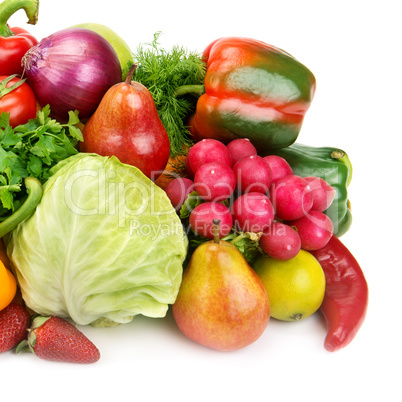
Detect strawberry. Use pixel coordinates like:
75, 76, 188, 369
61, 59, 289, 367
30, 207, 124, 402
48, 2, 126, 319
0, 303, 31, 353
23, 316, 100, 364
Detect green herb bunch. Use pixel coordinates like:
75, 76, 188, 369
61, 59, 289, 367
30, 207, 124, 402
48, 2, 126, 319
0, 105, 83, 220
133, 32, 206, 157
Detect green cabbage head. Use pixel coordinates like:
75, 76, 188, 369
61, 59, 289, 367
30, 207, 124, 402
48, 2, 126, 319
6, 153, 188, 326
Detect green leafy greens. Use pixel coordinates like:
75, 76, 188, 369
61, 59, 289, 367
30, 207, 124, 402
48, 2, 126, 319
133, 32, 206, 157
0, 105, 83, 221
6, 153, 188, 326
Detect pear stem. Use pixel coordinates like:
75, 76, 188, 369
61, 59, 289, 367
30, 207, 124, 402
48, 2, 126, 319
212, 219, 221, 244
125, 64, 138, 84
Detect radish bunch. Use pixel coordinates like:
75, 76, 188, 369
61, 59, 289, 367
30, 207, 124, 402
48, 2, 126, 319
165, 138, 336, 260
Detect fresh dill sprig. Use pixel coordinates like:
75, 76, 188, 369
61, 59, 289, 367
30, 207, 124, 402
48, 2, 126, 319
133, 32, 206, 157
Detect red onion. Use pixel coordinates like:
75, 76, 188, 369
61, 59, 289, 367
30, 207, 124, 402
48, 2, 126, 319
22, 28, 122, 122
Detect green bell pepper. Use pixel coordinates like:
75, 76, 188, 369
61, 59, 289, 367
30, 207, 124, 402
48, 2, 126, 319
268, 143, 353, 237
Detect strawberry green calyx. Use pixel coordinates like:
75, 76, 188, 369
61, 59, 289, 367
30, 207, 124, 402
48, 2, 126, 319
16, 315, 51, 354
27, 316, 51, 351
30, 315, 51, 329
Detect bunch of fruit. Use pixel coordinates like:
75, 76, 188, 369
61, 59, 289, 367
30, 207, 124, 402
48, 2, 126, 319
165, 137, 336, 260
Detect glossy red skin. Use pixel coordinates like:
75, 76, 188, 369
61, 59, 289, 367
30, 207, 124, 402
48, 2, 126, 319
304, 176, 336, 212
186, 139, 232, 174
194, 161, 236, 201
231, 192, 275, 233
289, 210, 333, 251
226, 138, 257, 165
233, 155, 272, 194
82, 81, 170, 180
259, 222, 301, 260
165, 178, 195, 211
310, 236, 369, 352
270, 175, 313, 220
0, 27, 37, 76
0, 74, 37, 127
192, 37, 316, 152
189, 202, 233, 239
0, 303, 30, 353
263, 155, 293, 182
31, 316, 100, 363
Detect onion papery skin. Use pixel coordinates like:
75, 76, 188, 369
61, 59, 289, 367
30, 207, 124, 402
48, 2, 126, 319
22, 28, 122, 122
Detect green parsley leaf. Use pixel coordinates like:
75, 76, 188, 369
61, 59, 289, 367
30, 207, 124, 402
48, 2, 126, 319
0, 106, 83, 220
0, 112, 10, 128
0, 126, 21, 147
67, 110, 80, 126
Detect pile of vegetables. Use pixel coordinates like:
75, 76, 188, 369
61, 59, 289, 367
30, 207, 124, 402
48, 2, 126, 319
0, 0, 368, 363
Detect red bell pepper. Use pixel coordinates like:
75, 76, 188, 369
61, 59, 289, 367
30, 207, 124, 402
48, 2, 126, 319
177, 37, 316, 153
0, 0, 39, 76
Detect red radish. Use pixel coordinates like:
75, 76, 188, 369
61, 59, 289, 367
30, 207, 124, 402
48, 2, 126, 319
263, 155, 293, 182
186, 139, 232, 175
185, 155, 195, 179
233, 155, 272, 194
189, 202, 233, 239
259, 222, 301, 260
304, 176, 336, 212
194, 162, 236, 201
226, 138, 257, 165
289, 210, 334, 250
231, 192, 274, 233
270, 175, 313, 220
165, 178, 195, 210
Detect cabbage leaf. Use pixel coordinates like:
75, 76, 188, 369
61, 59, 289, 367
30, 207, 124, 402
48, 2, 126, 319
6, 153, 188, 326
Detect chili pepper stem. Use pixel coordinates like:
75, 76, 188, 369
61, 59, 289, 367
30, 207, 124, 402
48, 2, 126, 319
0, 177, 42, 238
173, 84, 205, 98
0, 0, 39, 37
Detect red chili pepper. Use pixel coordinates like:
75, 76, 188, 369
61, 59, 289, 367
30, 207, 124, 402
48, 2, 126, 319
0, 0, 39, 76
309, 235, 369, 352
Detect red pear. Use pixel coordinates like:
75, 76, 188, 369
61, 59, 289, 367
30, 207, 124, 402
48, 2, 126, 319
172, 220, 270, 351
82, 65, 170, 180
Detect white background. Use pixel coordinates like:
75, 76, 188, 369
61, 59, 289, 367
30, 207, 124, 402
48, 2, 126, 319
2, 0, 401, 400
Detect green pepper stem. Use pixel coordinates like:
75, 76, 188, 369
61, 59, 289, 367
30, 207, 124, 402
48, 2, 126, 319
0, 177, 42, 238
331, 149, 353, 187
173, 84, 205, 98
0, 75, 26, 98
0, 0, 39, 37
